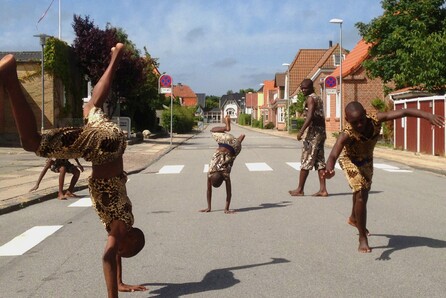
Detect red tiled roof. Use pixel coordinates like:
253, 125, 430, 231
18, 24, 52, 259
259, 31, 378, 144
289, 49, 326, 95
331, 39, 371, 78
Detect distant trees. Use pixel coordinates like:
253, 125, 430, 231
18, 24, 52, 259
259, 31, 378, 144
356, 0, 446, 92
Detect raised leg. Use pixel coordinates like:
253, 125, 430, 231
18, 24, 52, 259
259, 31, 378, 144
0, 55, 41, 151
83, 43, 125, 118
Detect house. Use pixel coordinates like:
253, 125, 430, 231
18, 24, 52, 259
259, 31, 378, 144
0, 51, 83, 146
167, 83, 198, 107
273, 73, 287, 130
245, 91, 258, 119
220, 93, 245, 121
259, 80, 277, 126
327, 39, 386, 133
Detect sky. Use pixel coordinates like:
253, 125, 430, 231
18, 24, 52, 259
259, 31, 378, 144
0, 0, 384, 97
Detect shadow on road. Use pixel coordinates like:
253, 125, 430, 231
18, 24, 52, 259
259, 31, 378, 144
372, 233, 446, 261
144, 257, 290, 297
236, 201, 292, 213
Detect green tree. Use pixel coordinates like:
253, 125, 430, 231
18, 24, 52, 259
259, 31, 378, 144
356, 0, 446, 93
204, 95, 220, 111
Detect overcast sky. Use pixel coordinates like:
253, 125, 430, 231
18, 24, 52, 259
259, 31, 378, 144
0, 0, 383, 96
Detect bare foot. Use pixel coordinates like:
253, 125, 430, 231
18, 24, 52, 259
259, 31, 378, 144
64, 191, 79, 198
224, 209, 236, 214
199, 208, 211, 213
118, 283, 148, 292
348, 217, 370, 236
57, 195, 67, 201
289, 189, 304, 196
0, 54, 17, 82
358, 237, 372, 253
312, 191, 328, 197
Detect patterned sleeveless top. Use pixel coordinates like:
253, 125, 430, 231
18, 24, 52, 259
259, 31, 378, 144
303, 93, 325, 129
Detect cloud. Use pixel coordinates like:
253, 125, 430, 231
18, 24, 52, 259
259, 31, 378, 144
213, 58, 237, 68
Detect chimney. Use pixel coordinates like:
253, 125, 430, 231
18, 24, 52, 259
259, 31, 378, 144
329, 40, 333, 48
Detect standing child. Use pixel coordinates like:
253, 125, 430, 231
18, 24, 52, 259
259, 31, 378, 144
323, 101, 444, 253
1, 43, 147, 297
200, 115, 245, 214
30, 158, 84, 200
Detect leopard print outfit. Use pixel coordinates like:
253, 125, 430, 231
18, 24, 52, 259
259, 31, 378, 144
208, 132, 242, 180
88, 172, 133, 232
300, 93, 326, 170
36, 107, 132, 231
339, 113, 381, 192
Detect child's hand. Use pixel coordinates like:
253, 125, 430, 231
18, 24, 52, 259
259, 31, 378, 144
322, 169, 335, 179
430, 114, 445, 128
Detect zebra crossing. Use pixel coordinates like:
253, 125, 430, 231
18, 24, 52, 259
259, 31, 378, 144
155, 161, 413, 174
0, 161, 412, 257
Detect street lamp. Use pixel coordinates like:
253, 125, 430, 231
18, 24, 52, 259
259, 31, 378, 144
329, 18, 343, 130
33, 34, 51, 132
282, 63, 290, 132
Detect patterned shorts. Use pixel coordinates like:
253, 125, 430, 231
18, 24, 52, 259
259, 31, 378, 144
300, 129, 326, 171
339, 156, 373, 192
88, 173, 134, 232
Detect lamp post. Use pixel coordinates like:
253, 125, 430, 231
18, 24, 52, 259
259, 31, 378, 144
329, 18, 343, 130
33, 34, 51, 132
282, 63, 290, 131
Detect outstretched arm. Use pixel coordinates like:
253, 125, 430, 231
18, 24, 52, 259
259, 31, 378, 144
377, 109, 445, 127
116, 255, 147, 293
29, 159, 52, 192
224, 178, 234, 214
323, 132, 349, 179
200, 177, 213, 212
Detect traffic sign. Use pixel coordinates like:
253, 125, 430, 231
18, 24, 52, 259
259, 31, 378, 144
159, 74, 172, 94
325, 76, 337, 88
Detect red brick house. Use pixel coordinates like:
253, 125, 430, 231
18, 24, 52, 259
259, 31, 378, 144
167, 83, 197, 107
326, 39, 386, 133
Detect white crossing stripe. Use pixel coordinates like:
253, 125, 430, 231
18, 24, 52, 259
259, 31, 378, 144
374, 163, 412, 172
0, 225, 63, 256
68, 197, 92, 207
245, 162, 273, 171
203, 164, 209, 173
286, 162, 301, 170
157, 165, 184, 174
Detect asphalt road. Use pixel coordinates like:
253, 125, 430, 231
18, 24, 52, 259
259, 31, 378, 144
1, 124, 445, 297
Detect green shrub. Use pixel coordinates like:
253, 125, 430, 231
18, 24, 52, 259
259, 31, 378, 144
238, 113, 251, 126
161, 106, 195, 133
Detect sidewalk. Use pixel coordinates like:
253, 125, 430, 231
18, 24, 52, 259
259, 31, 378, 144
0, 133, 195, 215
1, 126, 445, 215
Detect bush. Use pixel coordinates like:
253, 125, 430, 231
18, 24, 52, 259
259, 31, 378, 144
161, 106, 195, 133
238, 113, 251, 126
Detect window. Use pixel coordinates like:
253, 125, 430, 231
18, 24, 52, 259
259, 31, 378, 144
326, 94, 331, 118
278, 107, 285, 123
335, 93, 341, 118
333, 54, 345, 66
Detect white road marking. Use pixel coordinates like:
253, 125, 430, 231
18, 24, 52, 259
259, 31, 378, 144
203, 164, 209, 173
286, 162, 301, 170
245, 162, 273, 171
157, 165, 184, 174
68, 198, 92, 207
0, 225, 63, 256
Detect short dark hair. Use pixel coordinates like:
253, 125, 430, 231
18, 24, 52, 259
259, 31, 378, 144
121, 227, 145, 258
